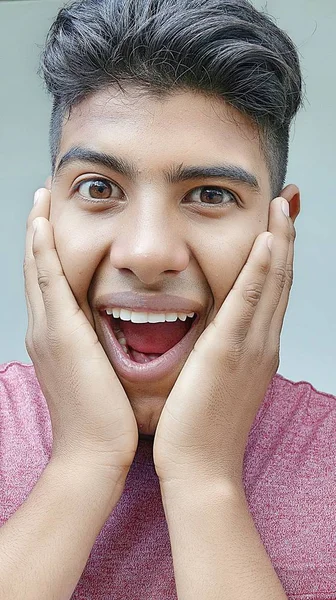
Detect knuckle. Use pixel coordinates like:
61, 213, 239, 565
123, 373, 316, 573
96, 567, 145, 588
23, 257, 32, 277
284, 229, 291, 244
286, 265, 294, 288
37, 270, 51, 293
249, 335, 267, 357
31, 242, 40, 257
250, 344, 265, 365
272, 265, 287, 289
259, 257, 271, 276
243, 282, 263, 307
226, 342, 244, 371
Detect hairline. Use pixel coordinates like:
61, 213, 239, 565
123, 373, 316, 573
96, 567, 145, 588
50, 87, 280, 199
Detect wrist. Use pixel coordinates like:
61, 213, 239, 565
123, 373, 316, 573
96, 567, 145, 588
160, 474, 245, 508
157, 456, 245, 495
48, 455, 129, 507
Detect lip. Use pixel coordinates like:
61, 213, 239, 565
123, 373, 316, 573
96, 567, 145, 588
95, 292, 203, 315
99, 310, 202, 383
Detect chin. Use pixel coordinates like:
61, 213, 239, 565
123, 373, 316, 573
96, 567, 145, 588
136, 412, 159, 438
127, 388, 166, 434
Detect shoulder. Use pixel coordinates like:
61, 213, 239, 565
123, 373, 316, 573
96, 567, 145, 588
0, 362, 52, 523
0, 359, 36, 379
0, 360, 40, 398
272, 372, 335, 407
0, 360, 49, 424
245, 374, 336, 596
271, 372, 336, 431
0, 360, 35, 379
251, 372, 336, 435
246, 372, 336, 477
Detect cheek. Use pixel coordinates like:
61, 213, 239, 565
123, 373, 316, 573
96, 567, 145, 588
207, 232, 258, 313
53, 225, 103, 304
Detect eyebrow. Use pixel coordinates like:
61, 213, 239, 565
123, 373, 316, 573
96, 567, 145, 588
53, 146, 260, 192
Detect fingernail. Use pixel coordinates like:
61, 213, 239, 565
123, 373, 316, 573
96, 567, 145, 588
281, 199, 290, 217
267, 234, 273, 251
34, 189, 43, 205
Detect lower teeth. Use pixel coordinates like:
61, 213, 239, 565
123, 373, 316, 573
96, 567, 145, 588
121, 344, 130, 356
114, 330, 130, 356
113, 325, 162, 361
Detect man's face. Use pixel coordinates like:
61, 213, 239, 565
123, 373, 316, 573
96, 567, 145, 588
49, 87, 290, 438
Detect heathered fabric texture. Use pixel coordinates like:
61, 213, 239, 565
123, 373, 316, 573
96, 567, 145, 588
0, 361, 335, 599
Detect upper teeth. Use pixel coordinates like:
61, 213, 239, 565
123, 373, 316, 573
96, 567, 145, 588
105, 307, 195, 323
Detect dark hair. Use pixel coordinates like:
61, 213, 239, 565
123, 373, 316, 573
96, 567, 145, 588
40, 0, 303, 197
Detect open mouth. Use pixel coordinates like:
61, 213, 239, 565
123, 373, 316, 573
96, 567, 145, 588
99, 310, 201, 382
108, 313, 198, 363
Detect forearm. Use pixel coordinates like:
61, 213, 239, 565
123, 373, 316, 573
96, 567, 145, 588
161, 479, 287, 600
0, 458, 125, 600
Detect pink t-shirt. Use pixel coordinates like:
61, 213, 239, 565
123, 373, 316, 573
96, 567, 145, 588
0, 361, 335, 599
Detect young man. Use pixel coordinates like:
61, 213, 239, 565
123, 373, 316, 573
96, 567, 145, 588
0, 0, 335, 598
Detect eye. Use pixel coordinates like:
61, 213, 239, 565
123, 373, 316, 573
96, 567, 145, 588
76, 179, 123, 202
185, 186, 237, 207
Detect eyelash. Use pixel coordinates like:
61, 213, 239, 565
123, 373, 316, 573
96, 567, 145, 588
73, 177, 239, 208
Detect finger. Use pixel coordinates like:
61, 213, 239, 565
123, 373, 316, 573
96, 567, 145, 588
24, 285, 33, 337
211, 231, 272, 346
31, 215, 85, 334
270, 214, 296, 341
24, 287, 33, 360
45, 176, 52, 190
24, 189, 51, 323
251, 197, 292, 334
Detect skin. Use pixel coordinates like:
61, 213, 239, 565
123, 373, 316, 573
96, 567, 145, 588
46, 85, 300, 439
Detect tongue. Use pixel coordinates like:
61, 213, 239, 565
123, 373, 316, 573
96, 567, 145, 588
121, 320, 191, 354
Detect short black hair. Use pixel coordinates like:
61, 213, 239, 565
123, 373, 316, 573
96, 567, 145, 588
40, 0, 303, 198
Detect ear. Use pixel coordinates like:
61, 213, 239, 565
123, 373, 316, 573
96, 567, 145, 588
44, 176, 52, 190
279, 184, 300, 223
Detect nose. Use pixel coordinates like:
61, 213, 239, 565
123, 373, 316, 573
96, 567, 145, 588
109, 199, 190, 285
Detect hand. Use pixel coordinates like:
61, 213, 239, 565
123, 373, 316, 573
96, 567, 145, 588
153, 197, 295, 488
24, 189, 138, 484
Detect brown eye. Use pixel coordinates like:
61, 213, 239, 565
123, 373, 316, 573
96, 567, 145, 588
77, 179, 122, 201
186, 187, 237, 206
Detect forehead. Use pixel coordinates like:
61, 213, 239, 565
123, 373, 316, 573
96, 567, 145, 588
59, 87, 270, 191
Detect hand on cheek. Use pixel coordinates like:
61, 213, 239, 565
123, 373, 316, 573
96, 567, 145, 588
153, 196, 295, 489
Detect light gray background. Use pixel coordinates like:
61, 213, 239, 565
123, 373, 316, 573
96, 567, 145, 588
0, 0, 335, 394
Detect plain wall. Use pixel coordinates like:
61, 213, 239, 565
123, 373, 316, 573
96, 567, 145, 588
0, 0, 335, 393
